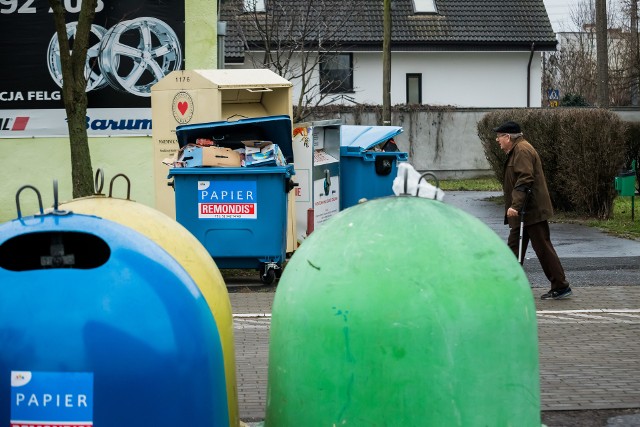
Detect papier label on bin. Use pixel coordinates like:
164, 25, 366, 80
10, 371, 94, 427
198, 180, 258, 219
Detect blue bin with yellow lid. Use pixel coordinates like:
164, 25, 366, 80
0, 205, 229, 426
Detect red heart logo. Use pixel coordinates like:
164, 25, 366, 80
177, 101, 188, 115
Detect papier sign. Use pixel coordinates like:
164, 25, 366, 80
198, 180, 258, 219
11, 371, 94, 427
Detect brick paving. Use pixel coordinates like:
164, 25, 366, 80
535, 286, 640, 411
229, 286, 640, 421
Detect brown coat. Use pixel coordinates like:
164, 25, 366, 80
503, 137, 553, 228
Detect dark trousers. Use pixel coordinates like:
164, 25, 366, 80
508, 220, 569, 291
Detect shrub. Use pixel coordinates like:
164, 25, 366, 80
477, 109, 627, 219
560, 94, 590, 107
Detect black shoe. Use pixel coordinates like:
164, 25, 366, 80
541, 287, 572, 300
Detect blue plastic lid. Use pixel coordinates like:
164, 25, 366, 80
340, 125, 404, 154
176, 115, 294, 163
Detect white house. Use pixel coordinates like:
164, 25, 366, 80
220, 0, 558, 109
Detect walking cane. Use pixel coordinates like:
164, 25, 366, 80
518, 188, 533, 264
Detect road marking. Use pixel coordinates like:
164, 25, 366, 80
536, 309, 640, 324
234, 313, 272, 318
234, 316, 271, 330
232, 310, 640, 317
232, 310, 640, 325
536, 309, 640, 314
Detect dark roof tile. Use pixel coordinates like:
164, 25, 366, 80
221, 0, 557, 58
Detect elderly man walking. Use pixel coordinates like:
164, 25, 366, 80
494, 120, 572, 300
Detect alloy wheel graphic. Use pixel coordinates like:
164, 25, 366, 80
98, 17, 182, 97
47, 22, 109, 92
47, 17, 182, 97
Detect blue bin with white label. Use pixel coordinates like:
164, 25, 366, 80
0, 208, 229, 427
169, 115, 296, 285
340, 125, 408, 210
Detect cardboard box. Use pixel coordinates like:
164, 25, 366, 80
242, 140, 273, 148
181, 145, 242, 167
243, 143, 287, 167
244, 144, 277, 167
242, 140, 271, 155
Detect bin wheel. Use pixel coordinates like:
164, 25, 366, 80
275, 267, 283, 278
261, 268, 276, 285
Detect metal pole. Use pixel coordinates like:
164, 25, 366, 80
382, 0, 392, 125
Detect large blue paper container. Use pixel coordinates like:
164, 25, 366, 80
170, 166, 293, 269
169, 115, 295, 272
0, 212, 229, 427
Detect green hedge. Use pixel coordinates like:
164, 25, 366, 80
477, 109, 628, 219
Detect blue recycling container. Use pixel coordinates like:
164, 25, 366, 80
169, 115, 295, 284
0, 211, 229, 426
340, 125, 408, 210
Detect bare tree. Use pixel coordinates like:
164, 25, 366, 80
223, 0, 364, 122
628, 0, 639, 105
49, 0, 96, 197
543, 0, 638, 106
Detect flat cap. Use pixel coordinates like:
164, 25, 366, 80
493, 121, 521, 133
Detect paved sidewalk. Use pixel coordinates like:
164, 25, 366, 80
230, 286, 640, 420
444, 191, 640, 259
535, 287, 640, 410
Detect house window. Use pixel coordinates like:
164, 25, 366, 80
320, 53, 353, 93
413, 0, 437, 13
244, 0, 265, 12
406, 73, 422, 104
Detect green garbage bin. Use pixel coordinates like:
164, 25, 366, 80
265, 195, 540, 426
615, 170, 636, 196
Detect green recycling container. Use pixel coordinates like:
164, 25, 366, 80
265, 196, 540, 426
615, 171, 636, 197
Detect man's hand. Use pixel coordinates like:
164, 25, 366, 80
507, 207, 519, 217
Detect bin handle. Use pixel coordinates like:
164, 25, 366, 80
50, 179, 70, 216
245, 87, 272, 93
15, 184, 44, 219
94, 168, 105, 195
416, 172, 440, 199
285, 178, 298, 193
225, 113, 249, 122
108, 173, 132, 200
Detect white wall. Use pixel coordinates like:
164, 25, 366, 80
230, 50, 544, 108
353, 51, 543, 108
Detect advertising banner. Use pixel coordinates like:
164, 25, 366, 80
0, 0, 185, 137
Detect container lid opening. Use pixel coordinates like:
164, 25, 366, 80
0, 231, 110, 271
